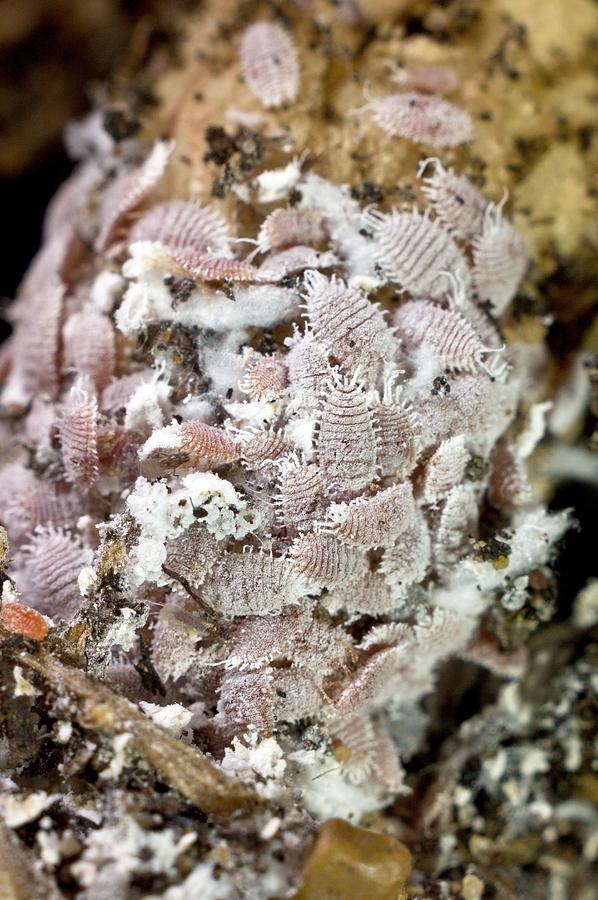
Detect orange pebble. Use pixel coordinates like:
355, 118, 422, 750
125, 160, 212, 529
1, 601, 48, 641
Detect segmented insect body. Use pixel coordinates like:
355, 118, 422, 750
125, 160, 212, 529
275, 458, 328, 530
63, 309, 116, 391
327, 482, 416, 548
255, 208, 327, 255
394, 300, 505, 377
367, 91, 472, 148
240, 21, 299, 109
203, 551, 307, 616
488, 440, 532, 510
170, 252, 273, 284
241, 429, 290, 475
56, 380, 99, 486
302, 271, 395, 370
289, 533, 367, 586
420, 435, 470, 505
260, 246, 337, 279
217, 670, 276, 732
22, 526, 91, 620
4, 477, 72, 540
326, 570, 399, 616
18, 281, 64, 397
331, 713, 406, 791
96, 140, 173, 251
373, 387, 420, 478
365, 209, 470, 298
434, 483, 479, 565
163, 522, 220, 590
380, 515, 431, 586
177, 422, 240, 467
472, 203, 528, 315
285, 331, 331, 400
317, 372, 377, 497
419, 158, 488, 240
241, 354, 288, 402
392, 64, 458, 96
140, 421, 240, 472
128, 201, 232, 259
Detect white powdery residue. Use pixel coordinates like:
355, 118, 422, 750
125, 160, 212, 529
180, 472, 260, 540
176, 397, 215, 422
255, 157, 303, 203
517, 400, 553, 459
224, 399, 283, 429
72, 819, 195, 885
118, 242, 179, 335
283, 413, 317, 456
91, 270, 125, 313
0, 791, 59, 828
101, 608, 147, 654
221, 735, 286, 782
13, 666, 41, 699
139, 702, 192, 739
127, 477, 173, 583
124, 381, 172, 433
139, 421, 183, 459
78, 565, 98, 597
460, 507, 571, 595
156, 861, 236, 900
518, 745, 550, 778
100, 733, 133, 780
190, 285, 297, 332
287, 749, 391, 821
202, 346, 246, 400
430, 576, 491, 617
298, 173, 381, 282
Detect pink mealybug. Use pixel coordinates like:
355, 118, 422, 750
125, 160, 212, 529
63, 309, 116, 392
472, 199, 529, 316
240, 21, 299, 109
394, 300, 506, 378
433, 483, 479, 566
241, 353, 288, 402
129, 200, 232, 260
288, 532, 367, 586
325, 482, 416, 548
363, 208, 470, 299
56, 378, 100, 487
418, 157, 488, 241
379, 515, 431, 587
22, 525, 91, 621
419, 434, 470, 505
202, 550, 307, 617
251, 207, 328, 257
275, 456, 328, 531
363, 90, 472, 148
95, 140, 173, 252
241, 429, 290, 475
372, 376, 420, 478
259, 246, 338, 280
330, 713, 406, 792
316, 369, 377, 498
391, 64, 458, 96
302, 270, 395, 371
16, 280, 64, 398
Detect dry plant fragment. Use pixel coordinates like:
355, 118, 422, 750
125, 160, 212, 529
4, 639, 257, 818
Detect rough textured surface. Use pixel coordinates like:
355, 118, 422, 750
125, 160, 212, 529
0, 1, 596, 898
